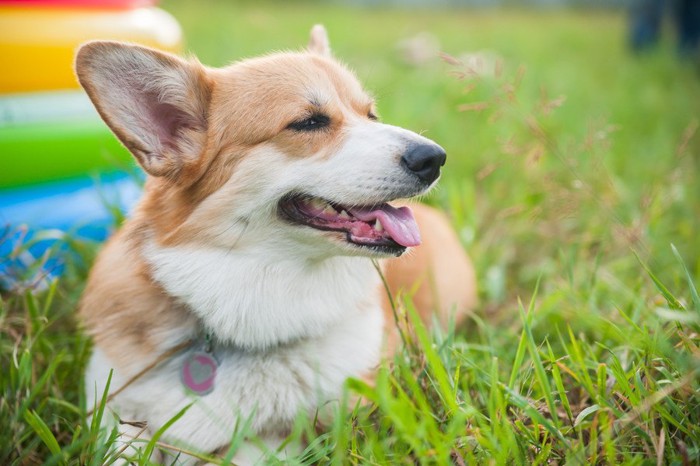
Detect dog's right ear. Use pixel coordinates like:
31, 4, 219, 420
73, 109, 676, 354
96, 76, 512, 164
75, 41, 211, 180
307, 24, 331, 57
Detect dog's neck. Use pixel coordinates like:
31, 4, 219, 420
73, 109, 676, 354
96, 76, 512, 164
143, 238, 382, 351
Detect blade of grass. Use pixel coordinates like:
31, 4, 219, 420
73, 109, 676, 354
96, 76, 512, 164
634, 250, 684, 310
406, 302, 459, 414
517, 279, 561, 431
546, 341, 573, 424
143, 402, 194, 461
670, 244, 700, 312
24, 409, 64, 463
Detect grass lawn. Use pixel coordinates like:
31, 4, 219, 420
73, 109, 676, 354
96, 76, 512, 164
2, 1, 699, 464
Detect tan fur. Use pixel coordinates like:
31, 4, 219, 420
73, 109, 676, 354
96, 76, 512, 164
79, 225, 196, 373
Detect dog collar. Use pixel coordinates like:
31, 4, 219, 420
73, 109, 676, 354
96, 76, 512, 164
181, 333, 218, 396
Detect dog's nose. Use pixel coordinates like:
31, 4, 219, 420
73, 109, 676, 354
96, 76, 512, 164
400, 143, 446, 184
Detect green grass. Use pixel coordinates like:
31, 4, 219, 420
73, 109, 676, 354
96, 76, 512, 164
2, 1, 699, 464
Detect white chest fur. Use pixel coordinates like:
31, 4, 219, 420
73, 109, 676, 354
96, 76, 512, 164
143, 240, 382, 350
86, 240, 386, 459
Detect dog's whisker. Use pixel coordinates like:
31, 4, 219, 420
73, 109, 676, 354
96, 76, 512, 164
225, 218, 250, 255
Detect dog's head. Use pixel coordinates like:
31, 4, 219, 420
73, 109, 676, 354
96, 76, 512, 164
76, 26, 446, 258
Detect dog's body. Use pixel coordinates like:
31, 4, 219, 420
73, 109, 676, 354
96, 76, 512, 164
77, 26, 475, 463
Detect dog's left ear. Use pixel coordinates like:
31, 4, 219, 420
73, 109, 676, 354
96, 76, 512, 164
307, 24, 331, 57
75, 41, 211, 181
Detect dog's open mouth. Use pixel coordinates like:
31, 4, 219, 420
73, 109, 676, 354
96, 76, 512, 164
279, 194, 420, 254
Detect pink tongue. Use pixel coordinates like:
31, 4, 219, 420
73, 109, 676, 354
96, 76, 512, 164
348, 204, 421, 247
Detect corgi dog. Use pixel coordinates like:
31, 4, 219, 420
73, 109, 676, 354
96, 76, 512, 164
76, 25, 476, 464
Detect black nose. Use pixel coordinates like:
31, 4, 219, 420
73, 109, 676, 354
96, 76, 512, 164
400, 143, 446, 184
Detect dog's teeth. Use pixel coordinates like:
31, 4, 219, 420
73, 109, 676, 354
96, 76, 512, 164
310, 198, 326, 211
339, 210, 350, 219
322, 205, 337, 216
373, 219, 384, 232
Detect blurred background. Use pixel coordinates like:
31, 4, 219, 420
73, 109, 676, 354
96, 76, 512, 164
1, 0, 698, 301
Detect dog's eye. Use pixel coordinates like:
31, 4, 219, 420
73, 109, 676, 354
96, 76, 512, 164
368, 111, 378, 121
287, 114, 330, 132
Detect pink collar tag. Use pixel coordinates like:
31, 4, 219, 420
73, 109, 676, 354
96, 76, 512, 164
181, 351, 218, 396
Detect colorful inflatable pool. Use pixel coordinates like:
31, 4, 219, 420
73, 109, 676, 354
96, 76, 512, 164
0, 0, 181, 287
0, 0, 180, 93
